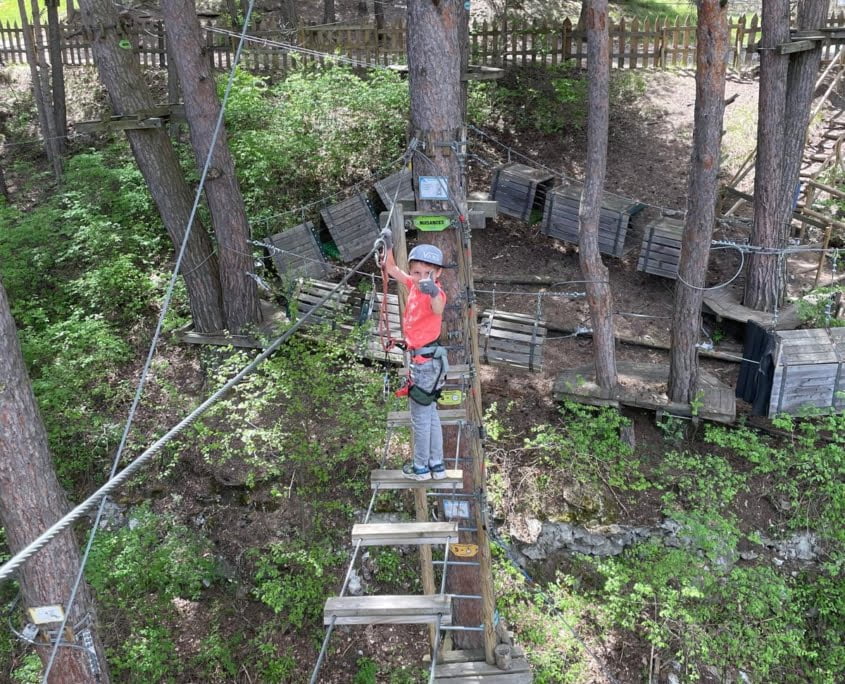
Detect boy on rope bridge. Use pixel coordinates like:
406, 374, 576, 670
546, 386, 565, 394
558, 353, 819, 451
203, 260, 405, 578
378, 227, 450, 481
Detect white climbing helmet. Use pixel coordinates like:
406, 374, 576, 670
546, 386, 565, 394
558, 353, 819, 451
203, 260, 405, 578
408, 244, 444, 267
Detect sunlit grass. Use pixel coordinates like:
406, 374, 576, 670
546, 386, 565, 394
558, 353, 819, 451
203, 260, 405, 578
610, 0, 697, 21
0, 0, 21, 26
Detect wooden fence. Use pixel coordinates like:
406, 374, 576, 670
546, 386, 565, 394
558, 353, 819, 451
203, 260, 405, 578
2, 13, 845, 74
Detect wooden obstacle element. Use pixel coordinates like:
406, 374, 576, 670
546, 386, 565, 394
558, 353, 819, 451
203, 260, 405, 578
541, 183, 644, 257
370, 469, 465, 490
324, 594, 452, 625
479, 309, 546, 372
702, 287, 802, 330
174, 300, 288, 349
358, 290, 404, 364
320, 192, 380, 261
554, 361, 736, 423
290, 278, 354, 328
266, 222, 328, 280
490, 162, 555, 222
375, 168, 415, 210
387, 408, 468, 428
769, 327, 845, 415
637, 217, 684, 279
433, 652, 532, 683
351, 521, 459, 546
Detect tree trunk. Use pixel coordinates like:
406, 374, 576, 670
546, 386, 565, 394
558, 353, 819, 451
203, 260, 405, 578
357, 1, 368, 20
322, 0, 336, 24
78, 0, 225, 333
668, 0, 728, 404
161, 0, 261, 334
776, 0, 830, 236
278, 0, 298, 28
408, 0, 495, 657
576, 0, 589, 32
0, 280, 111, 684
45, 0, 67, 151
579, 0, 616, 390
16, 0, 62, 178
374, 0, 385, 30
744, 0, 790, 311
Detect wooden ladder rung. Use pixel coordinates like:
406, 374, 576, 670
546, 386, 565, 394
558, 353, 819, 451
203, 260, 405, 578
398, 364, 472, 381
324, 594, 452, 625
370, 469, 464, 490
351, 521, 459, 546
387, 408, 468, 427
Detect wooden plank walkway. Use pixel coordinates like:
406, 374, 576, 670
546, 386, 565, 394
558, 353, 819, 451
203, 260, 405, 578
553, 361, 736, 423
174, 300, 287, 348
702, 287, 802, 330
433, 648, 532, 683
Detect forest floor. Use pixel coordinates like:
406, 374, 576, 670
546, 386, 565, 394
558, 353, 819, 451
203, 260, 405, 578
2, 46, 843, 682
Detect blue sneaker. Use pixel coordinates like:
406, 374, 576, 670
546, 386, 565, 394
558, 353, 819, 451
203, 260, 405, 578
430, 463, 447, 480
402, 463, 431, 480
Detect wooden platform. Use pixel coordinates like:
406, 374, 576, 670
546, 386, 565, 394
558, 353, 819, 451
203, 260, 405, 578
702, 287, 802, 330
375, 168, 416, 211
637, 217, 684, 279
265, 222, 328, 280
324, 594, 452, 625
387, 408, 468, 427
370, 469, 464, 490
320, 192, 380, 261
542, 183, 644, 258
479, 309, 546, 372
174, 300, 288, 349
433, 648, 532, 683
351, 521, 459, 546
490, 163, 555, 222
553, 361, 736, 423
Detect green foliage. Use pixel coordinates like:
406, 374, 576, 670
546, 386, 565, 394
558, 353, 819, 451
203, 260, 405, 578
251, 541, 344, 631
796, 284, 845, 328
524, 401, 648, 492
109, 624, 182, 683
86, 505, 218, 603
596, 537, 810, 680
369, 548, 421, 593
354, 657, 378, 684
222, 66, 408, 219
10, 654, 40, 684
655, 450, 747, 512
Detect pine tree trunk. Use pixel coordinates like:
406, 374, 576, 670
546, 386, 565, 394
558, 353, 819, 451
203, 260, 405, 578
0, 280, 111, 684
45, 0, 67, 150
579, 0, 616, 390
668, 0, 728, 404
16, 0, 62, 178
77, 0, 225, 333
777, 0, 830, 232
323, 0, 335, 24
161, 0, 261, 333
374, 0, 385, 30
745, 0, 790, 311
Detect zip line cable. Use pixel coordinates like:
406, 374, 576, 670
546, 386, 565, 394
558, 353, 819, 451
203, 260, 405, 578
40, 3, 261, 680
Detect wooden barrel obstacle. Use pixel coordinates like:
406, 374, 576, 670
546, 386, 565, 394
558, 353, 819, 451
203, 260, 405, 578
265, 221, 329, 280
320, 192, 381, 262
490, 162, 555, 222
636, 216, 685, 279
479, 307, 547, 372
769, 327, 845, 415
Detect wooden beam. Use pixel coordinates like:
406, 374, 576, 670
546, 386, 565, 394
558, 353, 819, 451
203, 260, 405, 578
777, 39, 818, 55
721, 187, 828, 229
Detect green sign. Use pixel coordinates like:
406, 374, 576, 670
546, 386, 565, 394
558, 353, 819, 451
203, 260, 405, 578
413, 215, 451, 232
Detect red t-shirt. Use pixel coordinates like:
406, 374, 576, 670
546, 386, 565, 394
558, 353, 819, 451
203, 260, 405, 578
398, 273, 445, 350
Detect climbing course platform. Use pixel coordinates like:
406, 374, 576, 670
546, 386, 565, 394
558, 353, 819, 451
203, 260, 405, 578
702, 286, 802, 330
351, 521, 460, 546
554, 361, 736, 423
490, 162, 555, 222
387, 408, 469, 428
266, 221, 328, 280
636, 217, 685, 279
174, 300, 287, 349
369, 468, 464, 490
289, 278, 355, 328
320, 192, 380, 261
541, 183, 644, 257
479, 309, 546, 372
433, 649, 533, 683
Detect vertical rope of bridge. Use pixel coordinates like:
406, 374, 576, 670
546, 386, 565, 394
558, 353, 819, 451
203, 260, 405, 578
40, 4, 260, 681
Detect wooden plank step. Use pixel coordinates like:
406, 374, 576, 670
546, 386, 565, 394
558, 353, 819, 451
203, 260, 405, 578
324, 594, 452, 625
426, 646, 525, 664
434, 656, 532, 680
399, 363, 473, 381
370, 469, 464, 490
387, 408, 468, 427
351, 521, 459, 546
433, 675, 532, 684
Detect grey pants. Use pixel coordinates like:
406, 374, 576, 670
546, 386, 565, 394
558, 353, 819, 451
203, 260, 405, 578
409, 352, 448, 471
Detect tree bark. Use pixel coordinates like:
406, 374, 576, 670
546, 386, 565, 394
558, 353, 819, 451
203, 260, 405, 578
78, 0, 225, 333
668, 0, 728, 404
407, 0, 494, 657
744, 0, 790, 311
45, 0, 67, 151
322, 0, 336, 24
374, 0, 385, 30
0, 280, 111, 684
161, 0, 261, 334
776, 0, 830, 238
278, 0, 298, 28
16, 0, 62, 178
578, 0, 616, 390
